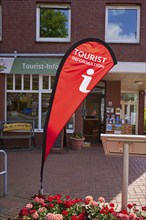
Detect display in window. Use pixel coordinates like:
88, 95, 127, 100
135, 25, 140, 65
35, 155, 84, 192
106, 107, 114, 113
7, 93, 38, 128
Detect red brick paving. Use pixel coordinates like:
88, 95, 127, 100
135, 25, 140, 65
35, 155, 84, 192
0, 144, 146, 219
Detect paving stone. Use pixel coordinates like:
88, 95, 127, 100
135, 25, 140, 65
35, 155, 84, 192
0, 144, 146, 219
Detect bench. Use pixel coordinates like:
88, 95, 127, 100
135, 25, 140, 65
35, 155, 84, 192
0, 120, 35, 150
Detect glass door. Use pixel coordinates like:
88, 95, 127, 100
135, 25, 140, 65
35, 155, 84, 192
121, 93, 138, 134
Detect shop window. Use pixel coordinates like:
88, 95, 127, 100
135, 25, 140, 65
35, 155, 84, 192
41, 93, 51, 128
51, 76, 55, 89
15, 74, 22, 90
24, 75, 30, 90
43, 75, 52, 90
36, 4, 71, 42
32, 75, 39, 90
0, 5, 2, 41
6, 74, 54, 130
7, 75, 13, 90
105, 5, 140, 43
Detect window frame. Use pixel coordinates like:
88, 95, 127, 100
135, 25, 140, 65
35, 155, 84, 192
6, 74, 74, 133
105, 5, 140, 44
36, 4, 71, 42
6, 74, 52, 131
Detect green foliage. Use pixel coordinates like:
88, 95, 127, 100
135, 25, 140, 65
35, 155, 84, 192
72, 131, 84, 139
40, 8, 68, 38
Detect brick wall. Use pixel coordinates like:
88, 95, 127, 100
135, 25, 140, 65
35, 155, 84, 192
0, 0, 146, 62
106, 81, 121, 108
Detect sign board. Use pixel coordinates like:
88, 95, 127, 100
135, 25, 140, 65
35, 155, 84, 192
3, 123, 32, 131
101, 134, 146, 157
0, 57, 61, 75
51, 129, 67, 152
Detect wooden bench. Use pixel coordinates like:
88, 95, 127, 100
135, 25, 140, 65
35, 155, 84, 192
0, 120, 35, 150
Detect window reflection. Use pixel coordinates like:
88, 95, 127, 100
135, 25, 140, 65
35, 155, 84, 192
43, 76, 49, 89
106, 6, 140, 43
32, 75, 39, 90
7, 93, 38, 128
7, 75, 13, 90
7, 74, 57, 130
51, 76, 55, 89
24, 75, 30, 90
15, 74, 21, 90
41, 94, 51, 128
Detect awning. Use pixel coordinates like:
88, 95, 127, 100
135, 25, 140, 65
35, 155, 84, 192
0, 57, 61, 75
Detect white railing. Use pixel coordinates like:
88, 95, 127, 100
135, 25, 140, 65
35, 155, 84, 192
0, 150, 7, 195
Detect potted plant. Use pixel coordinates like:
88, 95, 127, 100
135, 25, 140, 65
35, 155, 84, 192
70, 131, 85, 150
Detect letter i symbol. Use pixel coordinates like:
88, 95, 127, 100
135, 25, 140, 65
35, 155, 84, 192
79, 68, 95, 93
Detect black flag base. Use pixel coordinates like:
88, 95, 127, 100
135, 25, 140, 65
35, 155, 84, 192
38, 188, 43, 195
39, 180, 44, 195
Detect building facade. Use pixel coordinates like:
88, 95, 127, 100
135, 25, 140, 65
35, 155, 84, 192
0, 0, 145, 148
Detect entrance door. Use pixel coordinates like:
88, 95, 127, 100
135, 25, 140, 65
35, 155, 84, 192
83, 93, 105, 142
121, 100, 137, 134
120, 93, 138, 134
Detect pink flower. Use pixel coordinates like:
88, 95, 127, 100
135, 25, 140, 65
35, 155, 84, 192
46, 213, 63, 220
129, 212, 136, 219
98, 197, 105, 203
38, 207, 47, 213
90, 200, 98, 206
117, 213, 129, 220
39, 198, 45, 204
26, 203, 33, 209
31, 211, 39, 219
84, 196, 93, 204
54, 214, 63, 220
46, 213, 55, 220
34, 197, 40, 203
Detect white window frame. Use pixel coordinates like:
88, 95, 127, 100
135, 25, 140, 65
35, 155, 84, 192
0, 5, 2, 41
121, 91, 139, 134
105, 5, 140, 44
36, 4, 71, 42
6, 74, 75, 132
6, 74, 51, 131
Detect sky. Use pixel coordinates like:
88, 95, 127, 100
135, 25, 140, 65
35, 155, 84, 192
107, 8, 138, 41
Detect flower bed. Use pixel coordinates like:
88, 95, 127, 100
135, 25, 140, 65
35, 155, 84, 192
9, 194, 146, 220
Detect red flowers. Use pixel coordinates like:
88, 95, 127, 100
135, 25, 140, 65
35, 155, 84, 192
9, 194, 146, 220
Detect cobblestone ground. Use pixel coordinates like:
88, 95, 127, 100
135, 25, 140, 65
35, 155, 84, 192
0, 144, 146, 219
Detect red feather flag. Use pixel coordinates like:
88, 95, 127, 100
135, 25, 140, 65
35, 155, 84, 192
40, 38, 117, 188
